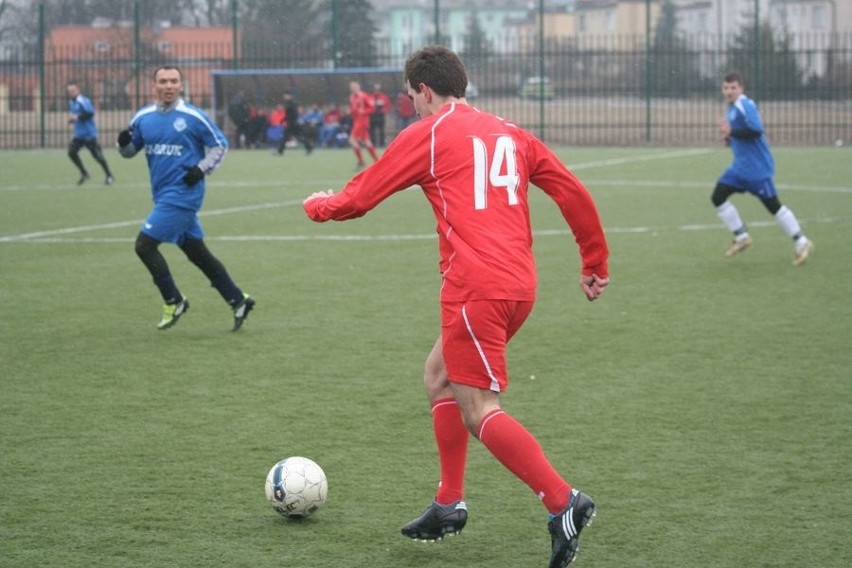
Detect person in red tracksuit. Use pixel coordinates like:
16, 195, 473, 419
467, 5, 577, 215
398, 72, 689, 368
347, 80, 379, 169
305, 46, 609, 568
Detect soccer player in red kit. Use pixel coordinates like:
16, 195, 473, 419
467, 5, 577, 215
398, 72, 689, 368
347, 80, 379, 169
305, 47, 609, 568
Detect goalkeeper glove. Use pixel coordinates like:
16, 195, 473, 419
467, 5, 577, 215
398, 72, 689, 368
117, 128, 133, 148
182, 165, 204, 187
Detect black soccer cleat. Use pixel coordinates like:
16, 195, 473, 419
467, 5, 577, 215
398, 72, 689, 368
548, 489, 596, 567
231, 294, 255, 332
401, 500, 468, 541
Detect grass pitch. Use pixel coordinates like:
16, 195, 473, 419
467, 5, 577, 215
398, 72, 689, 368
1, 145, 850, 567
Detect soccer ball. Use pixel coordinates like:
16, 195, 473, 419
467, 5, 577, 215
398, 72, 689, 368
265, 456, 328, 518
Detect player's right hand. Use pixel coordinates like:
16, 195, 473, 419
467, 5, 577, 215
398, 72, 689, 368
117, 128, 133, 147
303, 189, 334, 204
580, 273, 609, 302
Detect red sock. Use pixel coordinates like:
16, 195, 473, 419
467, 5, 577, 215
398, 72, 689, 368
367, 146, 379, 161
477, 409, 571, 514
353, 147, 363, 163
432, 398, 468, 504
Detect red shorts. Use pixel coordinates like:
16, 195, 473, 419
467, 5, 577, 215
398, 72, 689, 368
441, 299, 534, 392
351, 118, 370, 141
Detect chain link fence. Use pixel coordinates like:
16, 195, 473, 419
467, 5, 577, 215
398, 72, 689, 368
1, 8, 850, 149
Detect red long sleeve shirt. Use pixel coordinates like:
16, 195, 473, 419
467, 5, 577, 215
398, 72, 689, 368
305, 102, 609, 303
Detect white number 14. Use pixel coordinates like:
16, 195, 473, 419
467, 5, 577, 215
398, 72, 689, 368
472, 135, 520, 210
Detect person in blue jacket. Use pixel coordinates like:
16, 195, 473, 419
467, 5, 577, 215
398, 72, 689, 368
118, 65, 255, 331
66, 81, 114, 185
712, 72, 814, 266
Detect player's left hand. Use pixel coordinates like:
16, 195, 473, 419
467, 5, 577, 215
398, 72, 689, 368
182, 165, 204, 187
580, 273, 609, 302
303, 189, 334, 203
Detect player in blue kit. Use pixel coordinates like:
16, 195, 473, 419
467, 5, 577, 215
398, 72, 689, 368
712, 72, 814, 266
66, 81, 114, 185
118, 66, 255, 331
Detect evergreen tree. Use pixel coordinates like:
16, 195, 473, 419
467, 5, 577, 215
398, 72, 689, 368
321, 0, 377, 68
460, 10, 493, 73
240, 0, 326, 68
649, 0, 701, 97
723, 20, 803, 100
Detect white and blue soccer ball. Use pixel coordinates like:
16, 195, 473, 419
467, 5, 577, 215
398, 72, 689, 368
265, 456, 328, 518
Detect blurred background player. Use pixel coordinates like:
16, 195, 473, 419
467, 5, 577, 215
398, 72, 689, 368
66, 81, 114, 185
276, 92, 314, 156
347, 80, 379, 169
712, 71, 814, 266
117, 65, 255, 331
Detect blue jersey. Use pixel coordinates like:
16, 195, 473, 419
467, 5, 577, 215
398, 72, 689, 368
69, 94, 98, 140
725, 94, 774, 181
123, 98, 228, 212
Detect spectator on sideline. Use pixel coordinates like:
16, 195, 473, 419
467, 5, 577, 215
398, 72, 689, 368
712, 71, 814, 265
300, 103, 324, 150
369, 83, 391, 147
117, 65, 255, 331
227, 90, 250, 148
303, 46, 607, 568
66, 81, 114, 185
266, 103, 287, 147
318, 104, 343, 147
335, 109, 353, 147
394, 88, 416, 131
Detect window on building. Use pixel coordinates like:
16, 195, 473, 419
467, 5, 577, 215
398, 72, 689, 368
94, 41, 110, 52
812, 5, 826, 30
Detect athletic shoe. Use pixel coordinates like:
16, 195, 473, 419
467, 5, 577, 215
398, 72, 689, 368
724, 235, 753, 257
401, 500, 468, 541
548, 489, 596, 568
231, 294, 255, 332
105, 176, 114, 185
355, 162, 365, 171
77, 173, 90, 185
793, 239, 814, 266
158, 298, 189, 330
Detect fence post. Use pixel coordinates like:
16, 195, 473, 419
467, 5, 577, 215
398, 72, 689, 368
434, 0, 440, 45
134, 0, 141, 109
332, 0, 338, 69
38, 3, 45, 148
645, 0, 652, 143
753, 0, 760, 102
231, 0, 239, 69
537, 0, 545, 141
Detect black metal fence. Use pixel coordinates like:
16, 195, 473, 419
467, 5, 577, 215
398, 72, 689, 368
1, 30, 850, 149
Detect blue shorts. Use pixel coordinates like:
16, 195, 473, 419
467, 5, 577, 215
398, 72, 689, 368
718, 168, 777, 199
142, 202, 204, 245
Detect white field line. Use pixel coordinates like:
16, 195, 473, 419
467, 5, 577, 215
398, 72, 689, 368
5, 217, 848, 245
2, 148, 849, 243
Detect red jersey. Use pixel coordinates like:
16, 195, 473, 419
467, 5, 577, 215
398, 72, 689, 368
372, 91, 391, 114
305, 102, 608, 302
349, 90, 374, 122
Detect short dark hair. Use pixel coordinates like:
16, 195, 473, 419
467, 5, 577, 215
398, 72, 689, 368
404, 45, 467, 98
723, 72, 743, 85
152, 65, 182, 81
